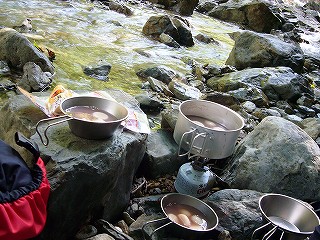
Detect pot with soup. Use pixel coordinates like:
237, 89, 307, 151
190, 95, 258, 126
142, 193, 219, 239
36, 96, 128, 145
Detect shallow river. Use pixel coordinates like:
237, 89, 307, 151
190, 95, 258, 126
0, 0, 240, 95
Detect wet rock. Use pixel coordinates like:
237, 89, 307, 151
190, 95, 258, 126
207, 0, 281, 33
222, 116, 320, 202
284, 114, 303, 125
83, 63, 112, 81
109, 1, 133, 16
206, 189, 264, 240
159, 32, 180, 48
168, 80, 203, 100
136, 65, 178, 84
140, 129, 186, 178
147, 76, 174, 97
196, 0, 218, 13
171, 0, 199, 16
142, 15, 194, 47
195, 33, 219, 44
275, 100, 294, 114
226, 31, 305, 73
0, 28, 54, 73
18, 62, 52, 92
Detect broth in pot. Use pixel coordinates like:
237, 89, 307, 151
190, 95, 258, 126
65, 106, 118, 123
165, 203, 208, 230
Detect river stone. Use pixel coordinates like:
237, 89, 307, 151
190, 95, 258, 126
160, 102, 180, 129
206, 67, 307, 101
0, 89, 147, 240
18, 62, 52, 91
226, 31, 305, 73
168, 80, 203, 100
205, 189, 264, 240
0, 28, 54, 73
171, 0, 199, 16
299, 117, 320, 140
136, 65, 177, 84
207, 0, 281, 33
140, 129, 186, 178
142, 15, 194, 47
222, 116, 320, 201
83, 63, 112, 81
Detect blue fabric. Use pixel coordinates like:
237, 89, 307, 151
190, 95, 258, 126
310, 225, 320, 240
0, 139, 33, 202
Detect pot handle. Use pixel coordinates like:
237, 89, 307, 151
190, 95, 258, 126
178, 128, 197, 157
36, 115, 71, 146
189, 132, 207, 158
262, 226, 277, 240
142, 217, 172, 240
251, 222, 272, 240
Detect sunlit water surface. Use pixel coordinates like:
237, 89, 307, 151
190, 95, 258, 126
0, 0, 240, 96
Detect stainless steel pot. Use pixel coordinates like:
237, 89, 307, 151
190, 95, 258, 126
142, 193, 219, 239
173, 100, 244, 159
36, 96, 128, 145
254, 193, 320, 240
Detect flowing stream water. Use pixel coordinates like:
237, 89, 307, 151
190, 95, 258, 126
0, 0, 240, 96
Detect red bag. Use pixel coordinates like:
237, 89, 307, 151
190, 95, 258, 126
0, 133, 50, 240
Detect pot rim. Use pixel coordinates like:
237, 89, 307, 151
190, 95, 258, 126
160, 193, 219, 232
259, 193, 320, 235
179, 99, 244, 133
60, 96, 129, 124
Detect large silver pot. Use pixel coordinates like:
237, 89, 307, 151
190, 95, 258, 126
142, 193, 219, 239
254, 193, 320, 240
36, 96, 128, 145
173, 100, 244, 159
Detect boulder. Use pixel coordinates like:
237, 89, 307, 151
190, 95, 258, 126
226, 31, 305, 73
139, 129, 186, 178
207, 0, 282, 33
142, 15, 194, 47
0, 28, 54, 73
168, 80, 204, 100
222, 116, 320, 201
206, 189, 264, 240
136, 65, 178, 84
207, 67, 309, 102
18, 62, 52, 91
172, 0, 199, 16
0, 89, 147, 240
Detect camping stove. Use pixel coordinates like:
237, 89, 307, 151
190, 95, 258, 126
174, 156, 216, 198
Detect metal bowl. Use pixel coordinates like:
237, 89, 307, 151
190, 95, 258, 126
60, 96, 128, 140
36, 96, 128, 145
161, 193, 219, 232
259, 194, 320, 238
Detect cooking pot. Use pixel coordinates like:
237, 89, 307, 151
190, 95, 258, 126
173, 100, 244, 159
253, 193, 320, 240
36, 96, 128, 145
142, 193, 219, 239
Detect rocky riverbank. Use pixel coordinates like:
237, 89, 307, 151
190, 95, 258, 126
0, 0, 320, 239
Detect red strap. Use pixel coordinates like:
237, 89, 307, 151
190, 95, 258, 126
0, 158, 50, 240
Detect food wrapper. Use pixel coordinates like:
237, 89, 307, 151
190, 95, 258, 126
17, 86, 150, 134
